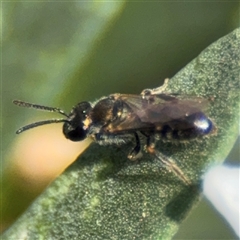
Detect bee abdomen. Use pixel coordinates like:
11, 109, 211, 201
159, 113, 213, 140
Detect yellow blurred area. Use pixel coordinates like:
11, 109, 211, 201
10, 123, 90, 187
2, 122, 91, 232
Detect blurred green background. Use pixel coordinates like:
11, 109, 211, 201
2, 2, 239, 238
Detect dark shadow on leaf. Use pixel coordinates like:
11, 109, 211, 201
164, 182, 201, 222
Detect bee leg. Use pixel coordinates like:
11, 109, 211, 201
141, 78, 169, 97
146, 136, 191, 185
128, 133, 143, 161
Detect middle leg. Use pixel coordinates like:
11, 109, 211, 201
128, 132, 143, 161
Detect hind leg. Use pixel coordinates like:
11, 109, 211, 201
146, 135, 191, 185
141, 78, 169, 97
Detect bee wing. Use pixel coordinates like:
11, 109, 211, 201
118, 94, 209, 124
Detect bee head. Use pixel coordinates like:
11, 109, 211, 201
13, 100, 92, 142
63, 102, 92, 141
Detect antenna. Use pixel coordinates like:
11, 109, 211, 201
15, 119, 69, 134
13, 100, 70, 134
13, 100, 69, 117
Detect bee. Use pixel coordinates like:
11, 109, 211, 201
13, 79, 214, 185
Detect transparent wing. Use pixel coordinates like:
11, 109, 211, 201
105, 94, 209, 133
119, 94, 209, 124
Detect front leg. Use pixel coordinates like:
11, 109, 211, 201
146, 135, 191, 185
128, 133, 143, 161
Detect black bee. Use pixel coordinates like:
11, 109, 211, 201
13, 79, 214, 185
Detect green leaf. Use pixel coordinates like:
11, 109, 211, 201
2, 29, 239, 240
